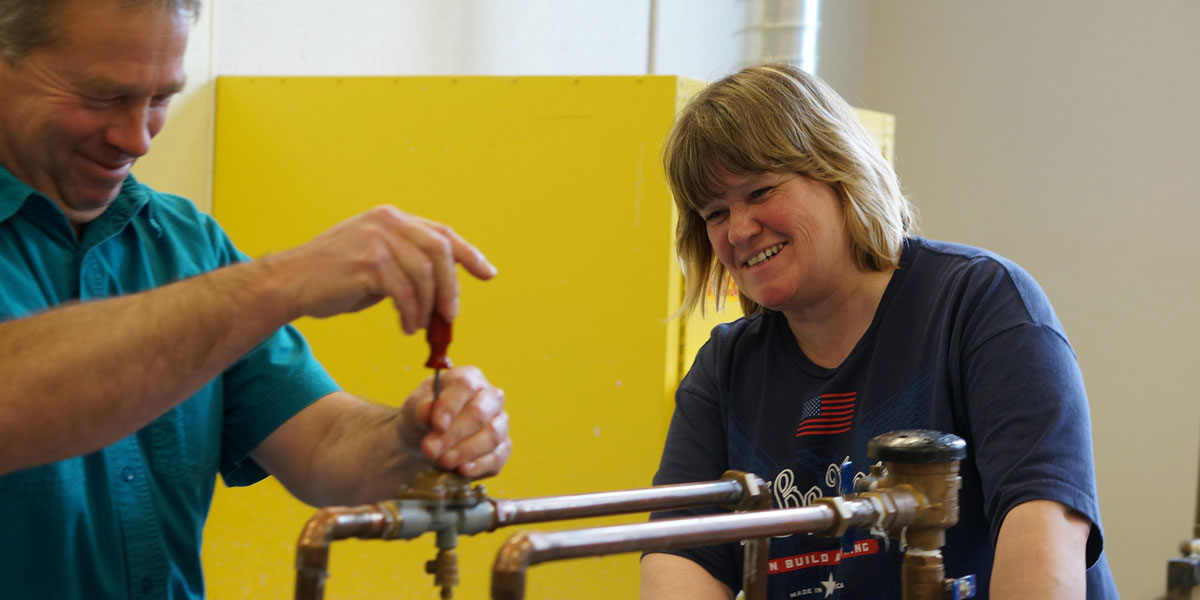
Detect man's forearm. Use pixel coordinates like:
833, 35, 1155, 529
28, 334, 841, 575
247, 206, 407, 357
0, 257, 293, 474
252, 367, 509, 508
253, 392, 435, 507
312, 403, 434, 506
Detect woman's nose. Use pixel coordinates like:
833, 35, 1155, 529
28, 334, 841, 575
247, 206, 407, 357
727, 204, 761, 246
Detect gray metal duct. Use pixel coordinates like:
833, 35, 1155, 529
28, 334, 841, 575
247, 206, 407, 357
739, 0, 822, 74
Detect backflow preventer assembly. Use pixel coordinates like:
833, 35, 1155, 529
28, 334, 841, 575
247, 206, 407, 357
293, 429, 976, 600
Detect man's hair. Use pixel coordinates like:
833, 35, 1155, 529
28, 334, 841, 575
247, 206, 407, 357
0, 0, 201, 64
664, 62, 914, 318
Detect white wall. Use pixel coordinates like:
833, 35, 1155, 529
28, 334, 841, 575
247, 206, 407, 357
861, 2, 1200, 597
212, 0, 651, 76
134, 1, 1198, 597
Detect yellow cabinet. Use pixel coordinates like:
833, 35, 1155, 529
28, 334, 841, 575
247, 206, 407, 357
204, 75, 893, 599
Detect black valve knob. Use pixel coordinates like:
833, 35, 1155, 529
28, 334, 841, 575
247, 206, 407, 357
867, 429, 967, 463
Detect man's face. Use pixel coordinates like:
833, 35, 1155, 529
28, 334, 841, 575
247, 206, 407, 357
0, 0, 189, 224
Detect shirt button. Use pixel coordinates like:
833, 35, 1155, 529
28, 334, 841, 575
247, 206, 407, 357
87, 270, 105, 293
121, 467, 135, 482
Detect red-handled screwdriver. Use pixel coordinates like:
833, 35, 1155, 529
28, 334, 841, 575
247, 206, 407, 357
425, 312, 453, 401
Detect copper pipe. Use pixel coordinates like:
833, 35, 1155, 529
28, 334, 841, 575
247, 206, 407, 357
491, 494, 918, 600
899, 550, 947, 600
295, 503, 402, 600
293, 470, 763, 599
490, 471, 760, 528
492, 430, 970, 600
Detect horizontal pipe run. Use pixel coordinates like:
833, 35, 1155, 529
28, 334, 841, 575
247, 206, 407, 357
491, 491, 923, 600
492, 500, 878, 600
297, 470, 762, 600
491, 478, 747, 528
520, 502, 842, 562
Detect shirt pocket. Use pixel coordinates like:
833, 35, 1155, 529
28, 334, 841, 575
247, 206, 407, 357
144, 386, 220, 482
0, 458, 85, 496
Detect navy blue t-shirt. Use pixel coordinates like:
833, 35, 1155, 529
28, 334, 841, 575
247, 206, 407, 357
650, 237, 1116, 599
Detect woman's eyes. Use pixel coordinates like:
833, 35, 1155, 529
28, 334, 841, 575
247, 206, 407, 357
702, 184, 775, 223
748, 186, 773, 201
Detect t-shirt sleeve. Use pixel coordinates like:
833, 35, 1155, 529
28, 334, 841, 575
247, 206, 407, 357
959, 268, 1105, 567
206, 225, 341, 487
218, 324, 340, 487
646, 338, 740, 592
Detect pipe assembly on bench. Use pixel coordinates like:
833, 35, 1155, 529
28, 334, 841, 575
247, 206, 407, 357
492, 429, 975, 600
294, 430, 974, 600
294, 469, 766, 599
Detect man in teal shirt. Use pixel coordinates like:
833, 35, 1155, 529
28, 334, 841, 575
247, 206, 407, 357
0, 0, 513, 597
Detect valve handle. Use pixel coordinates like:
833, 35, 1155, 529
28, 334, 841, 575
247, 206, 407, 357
946, 574, 977, 600
839, 460, 855, 555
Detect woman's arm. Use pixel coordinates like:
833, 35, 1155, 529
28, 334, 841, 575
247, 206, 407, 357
991, 499, 1090, 599
641, 553, 734, 600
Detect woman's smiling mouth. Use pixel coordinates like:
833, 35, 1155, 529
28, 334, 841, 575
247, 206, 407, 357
745, 242, 786, 267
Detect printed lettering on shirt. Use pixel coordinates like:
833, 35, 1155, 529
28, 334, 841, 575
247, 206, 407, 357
767, 459, 853, 510
785, 572, 844, 598
766, 459, 859, 539
766, 539, 880, 575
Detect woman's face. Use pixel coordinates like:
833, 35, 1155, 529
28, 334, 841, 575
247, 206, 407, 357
700, 170, 859, 314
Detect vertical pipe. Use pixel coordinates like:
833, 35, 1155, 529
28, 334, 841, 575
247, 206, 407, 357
902, 551, 947, 600
740, 490, 772, 600
295, 503, 400, 600
646, 0, 658, 74
1193, 434, 1199, 539
740, 0, 822, 74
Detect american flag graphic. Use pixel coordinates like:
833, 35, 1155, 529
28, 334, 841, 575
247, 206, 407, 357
795, 392, 857, 437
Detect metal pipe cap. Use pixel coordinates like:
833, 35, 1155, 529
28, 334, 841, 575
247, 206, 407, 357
867, 430, 967, 463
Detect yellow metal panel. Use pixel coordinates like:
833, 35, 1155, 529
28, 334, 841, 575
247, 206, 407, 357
207, 76, 683, 599
663, 77, 709, 427
852, 107, 897, 163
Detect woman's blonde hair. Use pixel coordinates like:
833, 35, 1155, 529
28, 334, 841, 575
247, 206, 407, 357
665, 62, 913, 318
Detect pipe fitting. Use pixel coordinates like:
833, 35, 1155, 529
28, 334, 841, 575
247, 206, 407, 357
810, 496, 856, 538
867, 430, 965, 550
720, 470, 769, 511
858, 486, 920, 533
491, 532, 536, 600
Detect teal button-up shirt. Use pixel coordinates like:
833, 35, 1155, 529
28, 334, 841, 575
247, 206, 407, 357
0, 167, 339, 599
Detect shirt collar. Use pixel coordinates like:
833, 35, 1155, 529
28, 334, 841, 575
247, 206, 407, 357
0, 163, 150, 238
83, 176, 151, 250
0, 163, 37, 225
